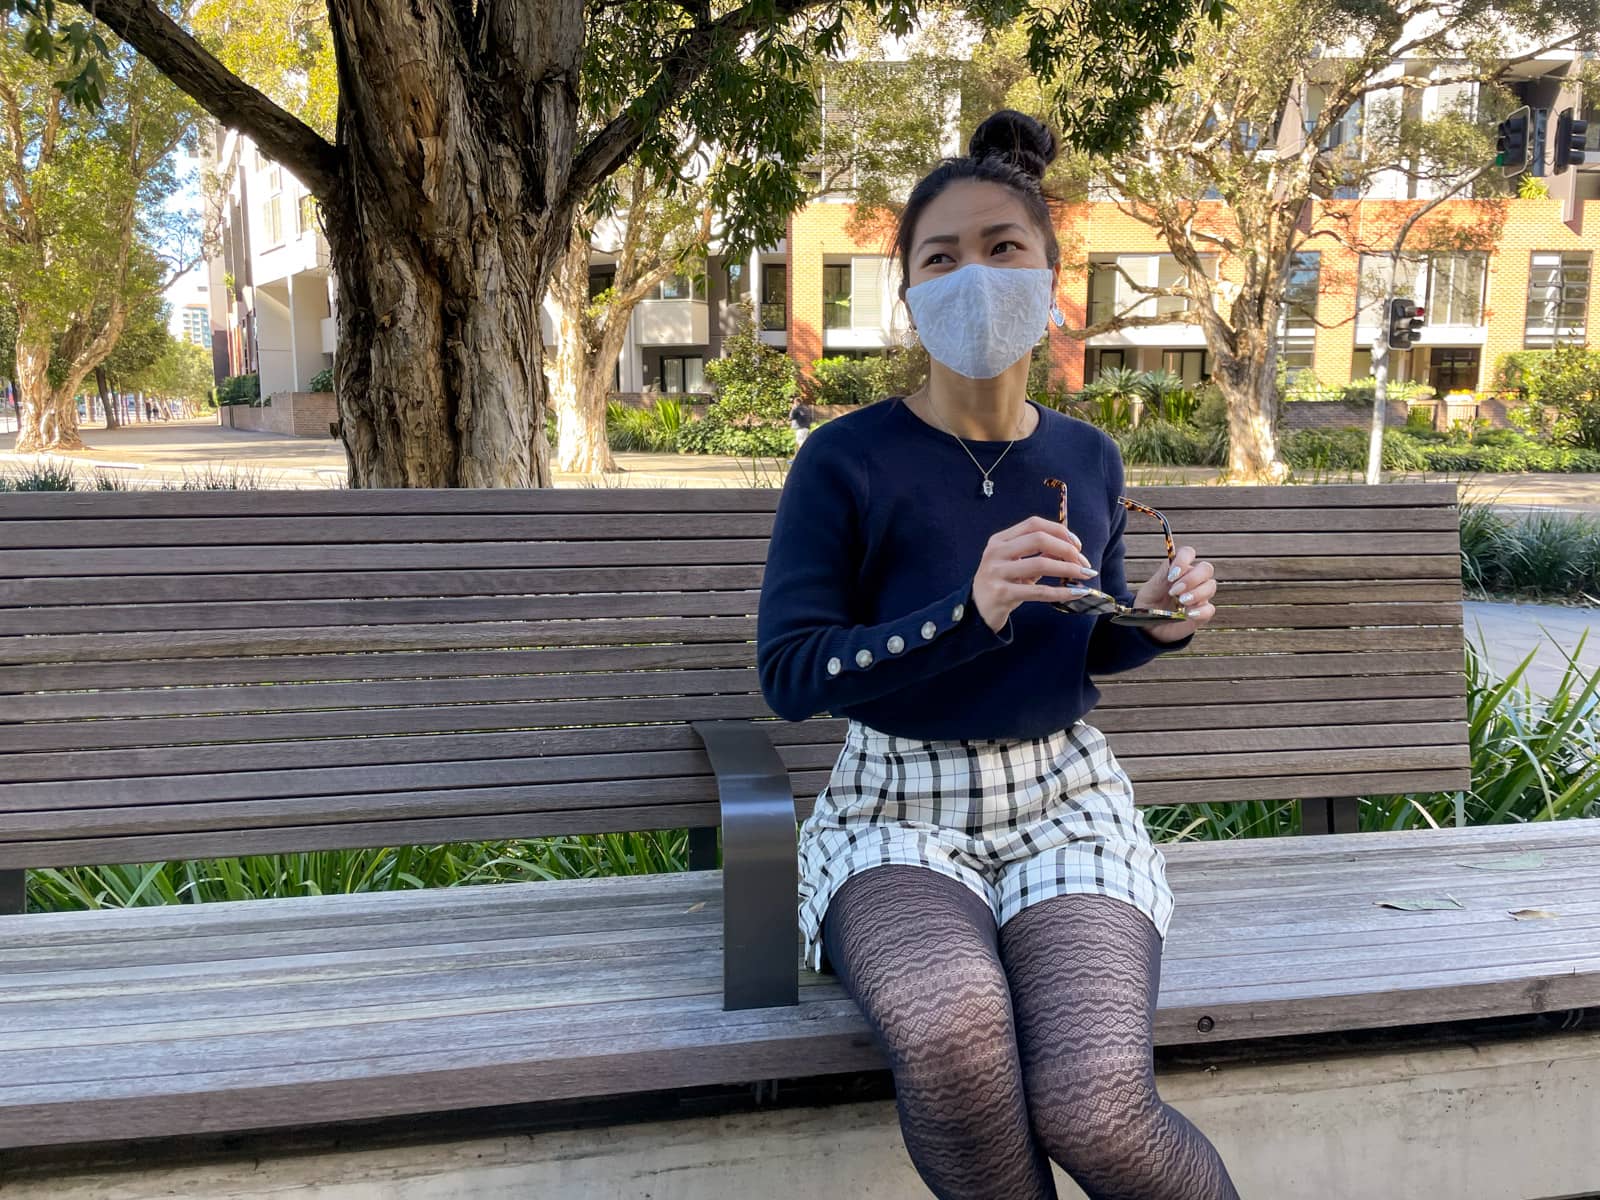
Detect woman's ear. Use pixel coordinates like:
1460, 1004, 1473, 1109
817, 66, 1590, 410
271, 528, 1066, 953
898, 282, 913, 331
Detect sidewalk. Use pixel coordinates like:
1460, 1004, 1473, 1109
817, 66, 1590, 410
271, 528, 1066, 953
5, 419, 1600, 508
1462, 600, 1600, 697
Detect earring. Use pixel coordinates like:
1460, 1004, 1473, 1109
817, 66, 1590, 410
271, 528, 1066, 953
1049, 304, 1066, 329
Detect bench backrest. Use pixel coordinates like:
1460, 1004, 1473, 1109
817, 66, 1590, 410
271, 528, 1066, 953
0, 483, 1468, 870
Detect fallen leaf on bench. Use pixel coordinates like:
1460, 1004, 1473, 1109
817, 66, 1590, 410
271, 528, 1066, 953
1374, 897, 1464, 911
1507, 908, 1559, 920
1457, 851, 1546, 871
685, 901, 707, 913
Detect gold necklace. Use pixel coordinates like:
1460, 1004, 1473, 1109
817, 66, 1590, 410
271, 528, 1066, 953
923, 394, 1028, 498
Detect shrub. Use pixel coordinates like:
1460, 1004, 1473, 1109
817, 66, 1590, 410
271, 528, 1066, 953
1496, 346, 1600, 449
307, 367, 334, 393
685, 313, 800, 455
1135, 369, 1196, 424
606, 401, 659, 451
1081, 368, 1141, 430
1458, 498, 1600, 599
811, 356, 878, 406
1115, 419, 1220, 466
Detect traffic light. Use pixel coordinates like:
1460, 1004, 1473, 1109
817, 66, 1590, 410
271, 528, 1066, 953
1387, 298, 1425, 349
1554, 108, 1589, 174
1497, 105, 1532, 176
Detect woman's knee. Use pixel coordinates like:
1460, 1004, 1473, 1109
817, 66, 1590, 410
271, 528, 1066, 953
1025, 1061, 1165, 1175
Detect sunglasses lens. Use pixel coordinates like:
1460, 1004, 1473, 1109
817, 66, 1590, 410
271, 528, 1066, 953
1110, 607, 1190, 626
1053, 591, 1118, 616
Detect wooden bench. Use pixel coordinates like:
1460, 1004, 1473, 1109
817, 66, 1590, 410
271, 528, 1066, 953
2, 482, 1598, 1153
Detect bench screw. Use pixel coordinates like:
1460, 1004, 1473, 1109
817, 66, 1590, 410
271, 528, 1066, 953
1196, 1016, 1215, 1033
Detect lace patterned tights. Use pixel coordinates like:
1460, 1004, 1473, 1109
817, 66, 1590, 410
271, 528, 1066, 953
820, 865, 1241, 1200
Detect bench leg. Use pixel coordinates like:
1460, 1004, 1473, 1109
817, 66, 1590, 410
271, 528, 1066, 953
1300, 797, 1361, 835
687, 826, 719, 870
0, 869, 24, 915
692, 720, 800, 1011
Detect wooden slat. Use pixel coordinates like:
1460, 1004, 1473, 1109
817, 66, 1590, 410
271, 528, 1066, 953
0, 616, 761, 665
0, 565, 768, 608
0, 656, 1468, 723
0, 532, 1456, 580
0, 480, 1459, 520
0, 502, 1462, 550
0, 590, 768, 636
0, 642, 763, 693
0, 673, 1464, 755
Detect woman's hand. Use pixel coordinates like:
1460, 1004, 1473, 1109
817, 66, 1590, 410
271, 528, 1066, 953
1134, 546, 1217, 643
973, 515, 1100, 634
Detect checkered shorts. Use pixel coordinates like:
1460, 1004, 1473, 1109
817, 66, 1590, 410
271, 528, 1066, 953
797, 719, 1175, 974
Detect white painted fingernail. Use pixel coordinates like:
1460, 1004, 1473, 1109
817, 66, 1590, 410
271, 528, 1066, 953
1067, 587, 1089, 596
1179, 592, 1195, 605
1167, 565, 1181, 582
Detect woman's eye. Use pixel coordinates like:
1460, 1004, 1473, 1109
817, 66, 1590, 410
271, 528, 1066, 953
923, 252, 953, 266
992, 240, 1022, 255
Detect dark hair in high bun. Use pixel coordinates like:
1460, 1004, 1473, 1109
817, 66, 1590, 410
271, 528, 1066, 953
894, 109, 1062, 285
968, 109, 1057, 182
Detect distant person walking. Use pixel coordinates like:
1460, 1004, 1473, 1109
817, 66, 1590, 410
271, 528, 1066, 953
789, 400, 813, 449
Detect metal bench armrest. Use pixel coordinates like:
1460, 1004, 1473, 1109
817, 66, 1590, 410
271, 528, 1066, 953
691, 720, 800, 1011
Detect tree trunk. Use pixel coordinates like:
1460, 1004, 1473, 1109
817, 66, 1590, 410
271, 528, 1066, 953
1214, 343, 1287, 484
548, 233, 619, 474
318, 0, 582, 489
97, 366, 120, 430
13, 336, 86, 453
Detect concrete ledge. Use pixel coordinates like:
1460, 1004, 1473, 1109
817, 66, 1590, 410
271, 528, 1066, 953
3, 1028, 1597, 1199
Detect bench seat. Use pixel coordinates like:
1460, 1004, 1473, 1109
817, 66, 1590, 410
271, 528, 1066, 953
5, 819, 1597, 1150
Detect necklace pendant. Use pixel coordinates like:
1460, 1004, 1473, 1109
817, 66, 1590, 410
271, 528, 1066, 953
982, 478, 995, 498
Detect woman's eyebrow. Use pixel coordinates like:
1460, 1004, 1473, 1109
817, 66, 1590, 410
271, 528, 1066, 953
915, 222, 1025, 255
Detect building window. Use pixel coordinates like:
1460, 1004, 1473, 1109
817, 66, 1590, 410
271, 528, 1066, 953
263, 195, 283, 246
760, 263, 787, 331
297, 194, 318, 236
1428, 347, 1480, 394
1089, 254, 1213, 325
182, 306, 211, 348
588, 270, 615, 301
655, 273, 705, 301
1279, 251, 1319, 381
1161, 349, 1209, 384
823, 264, 852, 329
1352, 348, 1373, 378
1525, 252, 1590, 348
1356, 253, 1425, 329
1425, 253, 1487, 326
659, 355, 705, 394
726, 262, 749, 304
1088, 349, 1126, 380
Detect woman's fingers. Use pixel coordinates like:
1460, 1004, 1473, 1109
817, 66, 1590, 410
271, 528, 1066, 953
995, 553, 1097, 583
995, 526, 1093, 571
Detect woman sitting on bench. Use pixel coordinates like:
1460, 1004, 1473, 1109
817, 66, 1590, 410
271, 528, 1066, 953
757, 109, 1235, 1200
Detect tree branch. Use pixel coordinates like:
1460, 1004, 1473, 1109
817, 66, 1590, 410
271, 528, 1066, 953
79, 0, 341, 196
563, 0, 824, 212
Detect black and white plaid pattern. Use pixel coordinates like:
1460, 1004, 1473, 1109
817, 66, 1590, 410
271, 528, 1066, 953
798, 720, 1175, 974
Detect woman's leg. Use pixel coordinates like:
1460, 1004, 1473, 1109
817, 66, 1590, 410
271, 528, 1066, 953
821, 864, 1057, 1200
998, 894, 1241, 1200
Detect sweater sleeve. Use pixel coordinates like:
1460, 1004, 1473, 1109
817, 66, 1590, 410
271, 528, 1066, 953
1085, 434, 1195, 676
757, 431, 1015, 722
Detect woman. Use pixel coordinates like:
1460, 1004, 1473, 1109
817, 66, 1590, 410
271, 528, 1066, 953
756, 110, 1238, 1200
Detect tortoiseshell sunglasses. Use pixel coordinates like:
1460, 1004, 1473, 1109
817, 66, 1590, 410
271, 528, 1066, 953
1043, 477, 1191, 626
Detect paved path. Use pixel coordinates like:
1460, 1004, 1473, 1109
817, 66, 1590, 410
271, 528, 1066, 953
6, 418, 1600, 506
1462, 601, 1600, 697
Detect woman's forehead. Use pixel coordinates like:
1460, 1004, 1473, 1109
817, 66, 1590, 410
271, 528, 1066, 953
913, 180, 1033, 244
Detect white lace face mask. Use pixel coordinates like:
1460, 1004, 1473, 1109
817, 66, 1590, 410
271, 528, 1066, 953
904, 264, 1053, 380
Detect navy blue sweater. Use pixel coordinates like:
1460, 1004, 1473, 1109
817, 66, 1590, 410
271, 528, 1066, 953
756, 396, 1193, 741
